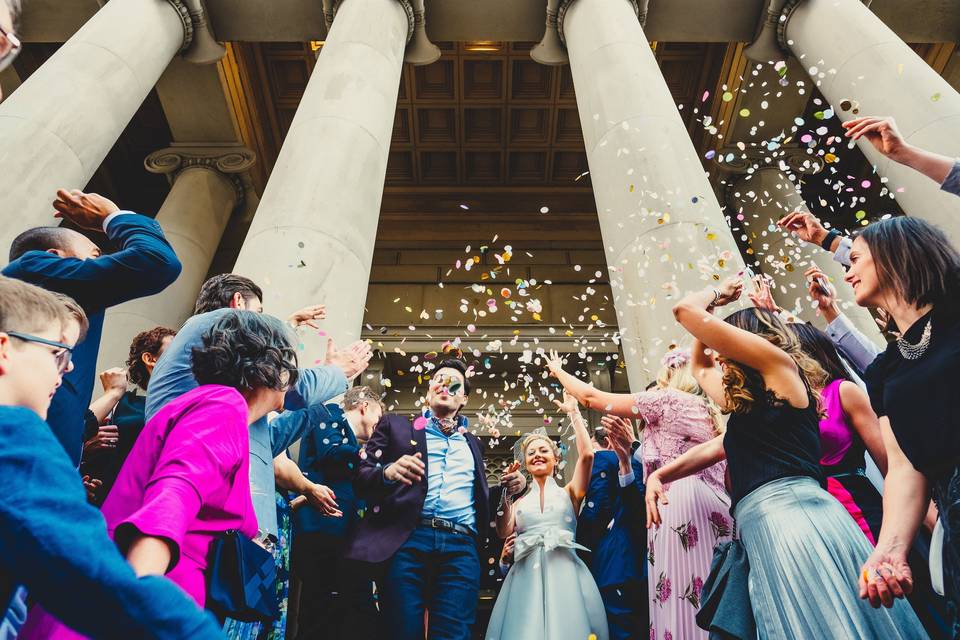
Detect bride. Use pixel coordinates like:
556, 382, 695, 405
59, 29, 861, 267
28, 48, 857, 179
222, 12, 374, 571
486, 384, 609, 640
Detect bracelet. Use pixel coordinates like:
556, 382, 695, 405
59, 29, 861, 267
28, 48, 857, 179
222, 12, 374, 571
707, 288, 721, 309
820, 229, 841, 251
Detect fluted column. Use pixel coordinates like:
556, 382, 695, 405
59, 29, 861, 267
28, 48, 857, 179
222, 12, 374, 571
725, 151, 881, 339
232, 0, 414, 363
749, 0, 960, 241
0, 0, 227, 259
94, 145, 254, 372
558, 0, 747, 385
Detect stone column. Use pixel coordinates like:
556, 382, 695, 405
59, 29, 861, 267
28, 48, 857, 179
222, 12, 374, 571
0, 0, 224, 257
749, 0, 960, 241
232, 0, 414, 364
94, 145, 254, 372
558, 0, 747, 386
725, 153, 881, 340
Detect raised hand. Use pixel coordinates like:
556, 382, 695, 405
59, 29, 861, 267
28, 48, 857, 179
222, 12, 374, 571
553, 390, 579, 415
747, 274, 778, 313
843, 116, 908, 162
715, 276, 743, 307
99, 367, 128, 395
776, 211, 828, 246
324, 338, 373, 380
287, 303, 327, 329
384, 453, 425, 486
804, 265, 836, 309
53, 189, 120, 231
544, 348, 565, 377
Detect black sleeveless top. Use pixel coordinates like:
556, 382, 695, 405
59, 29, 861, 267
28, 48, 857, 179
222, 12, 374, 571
723, 396, 823, 511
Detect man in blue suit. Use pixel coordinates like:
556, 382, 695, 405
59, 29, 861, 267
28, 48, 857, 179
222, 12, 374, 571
3, 189, 181, 464
578, 417, 648, 640
292, 385, 383, 640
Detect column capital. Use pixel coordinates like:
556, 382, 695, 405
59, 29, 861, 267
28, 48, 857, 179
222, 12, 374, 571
556, 0, 645, 47
744, 0, 872, 63
321, 0, 435, 64
165, 0, 227, 64
145, 144, 256, 205
716, 144, 823, 177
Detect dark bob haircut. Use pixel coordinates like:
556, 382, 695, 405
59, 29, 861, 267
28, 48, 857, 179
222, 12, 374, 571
127, 326, 177, 391
857, 216, 960, 313
191, 311, 299, 392
787, 322, 852, 385
435, 358, 471, 395
194, 274, 264, 316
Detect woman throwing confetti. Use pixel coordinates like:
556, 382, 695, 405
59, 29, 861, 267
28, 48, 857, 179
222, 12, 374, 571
644, 277, 926, 639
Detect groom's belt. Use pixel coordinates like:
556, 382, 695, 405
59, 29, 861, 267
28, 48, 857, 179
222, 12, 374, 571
419, 517, 475, 537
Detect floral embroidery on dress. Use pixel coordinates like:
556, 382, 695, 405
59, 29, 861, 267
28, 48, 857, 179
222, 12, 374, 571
663, 631, 673, 640
680, 575, 704, 609
655, 572, 672, 607
709, 511, 731, 540
672, 521, 699, 551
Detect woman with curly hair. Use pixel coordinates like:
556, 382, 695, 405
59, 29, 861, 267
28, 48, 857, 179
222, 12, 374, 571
547, 347, 730, 640
644, 277, 925, 639
81, 326, 176, 505
24, 311, 299, 638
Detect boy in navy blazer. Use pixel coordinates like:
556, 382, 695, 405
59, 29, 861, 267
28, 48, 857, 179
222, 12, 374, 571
3, 189, 181, 463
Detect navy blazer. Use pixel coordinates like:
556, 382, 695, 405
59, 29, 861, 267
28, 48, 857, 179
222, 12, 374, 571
294, 403, 362, 539
345, 414, 490, 564
578, 449, 647, 589
3, 213, 181, 463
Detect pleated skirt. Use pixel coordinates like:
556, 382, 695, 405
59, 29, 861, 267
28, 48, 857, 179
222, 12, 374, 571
735, 476, 928, 640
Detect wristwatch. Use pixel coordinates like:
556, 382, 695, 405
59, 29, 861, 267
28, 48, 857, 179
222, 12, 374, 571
820, 229, 841, 251
630, 440, 641, 454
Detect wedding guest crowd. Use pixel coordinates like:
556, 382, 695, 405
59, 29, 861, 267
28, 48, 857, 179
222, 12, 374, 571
2, 5, 960, 632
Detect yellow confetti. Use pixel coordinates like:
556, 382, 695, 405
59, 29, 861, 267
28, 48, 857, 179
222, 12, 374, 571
824, 153, 838, 163
722, 91, 733, 102
629, 184, 635, 192
739, 108, 750, 118
706, 232, 716, 241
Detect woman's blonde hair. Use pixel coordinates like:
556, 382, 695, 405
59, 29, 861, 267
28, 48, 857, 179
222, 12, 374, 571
655, 356, 725, 435
719, 308, 827, 415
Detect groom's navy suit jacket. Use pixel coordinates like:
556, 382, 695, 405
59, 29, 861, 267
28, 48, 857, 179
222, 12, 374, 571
345, 413, 490, 564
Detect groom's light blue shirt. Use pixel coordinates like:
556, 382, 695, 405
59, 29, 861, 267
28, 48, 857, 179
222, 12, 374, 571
421, 416, 477, 533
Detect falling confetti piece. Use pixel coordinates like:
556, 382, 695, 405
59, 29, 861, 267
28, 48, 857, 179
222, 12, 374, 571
932, 92, 942, 102
855, 210, 867, 220
539, 206, 549, 213
739, 108, 750, 118
722, 91, 733, 102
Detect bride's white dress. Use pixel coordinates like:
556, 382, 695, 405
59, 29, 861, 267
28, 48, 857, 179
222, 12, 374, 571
486, 476, 609, 640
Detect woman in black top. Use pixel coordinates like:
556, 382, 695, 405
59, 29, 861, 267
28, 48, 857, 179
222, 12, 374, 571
644, 278, 925, 638
846, 217, 960, 624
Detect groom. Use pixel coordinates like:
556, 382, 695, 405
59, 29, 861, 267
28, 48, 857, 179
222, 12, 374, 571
346, 358, 525, 639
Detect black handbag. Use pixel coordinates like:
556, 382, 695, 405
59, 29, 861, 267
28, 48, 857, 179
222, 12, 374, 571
206, 530, 279, 623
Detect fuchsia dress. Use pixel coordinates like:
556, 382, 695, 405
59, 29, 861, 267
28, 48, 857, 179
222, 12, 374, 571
818, 378, 882, 543
22, 385, 259, 639
638, 388, 732, 640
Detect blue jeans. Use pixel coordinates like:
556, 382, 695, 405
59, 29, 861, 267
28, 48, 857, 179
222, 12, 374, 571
381, 526, 480, 640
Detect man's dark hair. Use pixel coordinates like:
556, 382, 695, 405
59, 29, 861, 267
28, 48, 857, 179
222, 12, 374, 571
435, 358, 471, 395
593, 426, 609, 448
191, 311, 299, 391
9, 227, 76, 262
127, 326, 177, 391
193, 274, 263, 315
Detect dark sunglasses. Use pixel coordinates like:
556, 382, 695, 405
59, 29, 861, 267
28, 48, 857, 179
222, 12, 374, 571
7, 331, 74, 373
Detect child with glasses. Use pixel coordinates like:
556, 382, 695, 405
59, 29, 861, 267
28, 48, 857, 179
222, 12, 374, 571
0, 276, 223, 639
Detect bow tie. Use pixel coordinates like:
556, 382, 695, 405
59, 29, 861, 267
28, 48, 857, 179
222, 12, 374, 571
434, 416, 458, 435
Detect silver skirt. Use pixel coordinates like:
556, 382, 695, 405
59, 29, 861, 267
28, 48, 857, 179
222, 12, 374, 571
735, 476, 928, 640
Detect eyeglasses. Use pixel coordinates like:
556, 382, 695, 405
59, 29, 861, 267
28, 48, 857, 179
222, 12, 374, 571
0, 24, 21, 73
7, 331, 74, 373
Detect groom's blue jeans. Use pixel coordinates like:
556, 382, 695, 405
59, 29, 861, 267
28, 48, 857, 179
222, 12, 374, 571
380, 526, 480, 640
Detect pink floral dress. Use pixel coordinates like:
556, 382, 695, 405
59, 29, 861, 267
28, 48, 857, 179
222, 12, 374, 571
637, 388, 732, 640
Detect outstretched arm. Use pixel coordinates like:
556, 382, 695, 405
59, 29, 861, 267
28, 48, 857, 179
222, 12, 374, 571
673, 277, 807, 407
843, 116, 956, 188
556, 392, 594, 509
545, 350, 637, 416
645, 435, 726, 528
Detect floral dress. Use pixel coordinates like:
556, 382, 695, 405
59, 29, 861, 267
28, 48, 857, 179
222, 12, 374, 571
638, 388, 732, 640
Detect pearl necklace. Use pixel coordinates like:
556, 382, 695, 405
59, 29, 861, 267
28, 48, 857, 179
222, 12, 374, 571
896, 318, 932, 360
